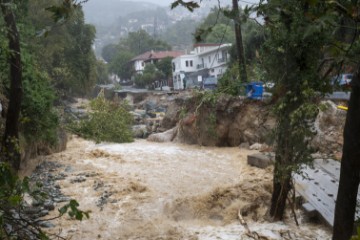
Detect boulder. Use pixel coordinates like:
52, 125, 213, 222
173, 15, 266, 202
249, 143, 263, 150
147, 127, 178, 143
132, 125, 148, 138
145, 100, 157, 111
134, 109, 146, 116
161, 101, 181, 129
247, 153, 274, 169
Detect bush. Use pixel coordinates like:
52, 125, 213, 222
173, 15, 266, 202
21, 66, 59, 145
69, 95, 133, 143
217, 64, 242, 96
133, 64, 164, 89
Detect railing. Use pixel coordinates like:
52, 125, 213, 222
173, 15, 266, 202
197, 63, 204, 69
217, 58, 226, 63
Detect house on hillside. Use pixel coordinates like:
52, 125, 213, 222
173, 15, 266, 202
131, 50, 184, 74
172, 43, 232, 90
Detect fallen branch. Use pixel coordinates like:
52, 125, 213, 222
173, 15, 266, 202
238, 209, 270, 240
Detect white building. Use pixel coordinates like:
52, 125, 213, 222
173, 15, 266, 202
172, 43, 232, 90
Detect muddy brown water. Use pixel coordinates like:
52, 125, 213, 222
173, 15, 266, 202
24, 136, 331, 239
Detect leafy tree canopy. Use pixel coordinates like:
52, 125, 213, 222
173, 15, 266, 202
109, 51, 135, 81
155, 57, 173, 79
120, 29, 171, 55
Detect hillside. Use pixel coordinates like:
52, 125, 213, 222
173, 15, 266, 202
82, 0, 160, 26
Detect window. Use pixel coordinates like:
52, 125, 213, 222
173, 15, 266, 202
190, 60, 193, 67
185, 61, 189, 67
172, 63, 175, 71
222, 50, 227, 61
208, 56, 211, 63
141, 62, 145, 67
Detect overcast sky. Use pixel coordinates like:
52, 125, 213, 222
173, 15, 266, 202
130, 0, 260, 7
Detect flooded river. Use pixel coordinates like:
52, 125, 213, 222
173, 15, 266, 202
27, 136, 331, 239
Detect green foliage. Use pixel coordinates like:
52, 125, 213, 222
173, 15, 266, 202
195, 7, 232, 43
103, 29, 171, 81
171, 0, 199, 12
243, 21, 265, 62
68, 95, 134, 143
21, 52, 59, 145
119, 30, 171, 55
352, 227, 360, 240
0, 162, 89, 239
102, 44, 118, 63
217, 64, 242, 95
59, 199, 90, 220
193, 90, 219, 140
109, 51, 134, 81
155, 57, 173, 79
46, 0, 86, 23
95, 60, 109, 84
261, 0, 331, 170
204, 23, 235, 44
134, 64, 164, 88
0, 0, 92, 237
27, 0, 97, 96
256, 0, 336, 219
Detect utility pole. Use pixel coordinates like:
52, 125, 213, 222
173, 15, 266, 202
153, 16, 158, 39
232, 0, 247, 83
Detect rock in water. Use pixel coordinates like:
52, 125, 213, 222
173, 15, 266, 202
247, 153, 274, 169
147, 127, 178, 142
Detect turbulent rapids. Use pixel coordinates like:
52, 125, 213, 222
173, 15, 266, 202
22, 136, 331, 240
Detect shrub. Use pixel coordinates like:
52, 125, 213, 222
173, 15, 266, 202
217, 64, 242, 96
21, 66, 59, 145
69, 95, 133, 143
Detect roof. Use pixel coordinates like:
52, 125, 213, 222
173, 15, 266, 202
193, 43, 222, 48
197, 43, 232, 56
131, 51, 184, 62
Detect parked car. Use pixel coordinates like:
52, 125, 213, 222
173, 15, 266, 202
331, 73, 353, 86
202, 77, 218, 90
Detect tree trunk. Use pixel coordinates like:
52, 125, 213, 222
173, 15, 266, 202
232, 0, 247, 83
0, 0, 23, 172
270, 161, 292, 220
333, 72, 360, 240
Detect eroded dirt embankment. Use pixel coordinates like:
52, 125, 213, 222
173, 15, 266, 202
141, 92, 345, 158
23, 136, 331, 240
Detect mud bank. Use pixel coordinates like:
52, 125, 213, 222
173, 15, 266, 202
24, 136, 331, 240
